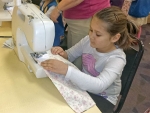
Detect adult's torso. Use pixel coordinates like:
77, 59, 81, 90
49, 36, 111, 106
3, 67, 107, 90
64, 0, 110, 19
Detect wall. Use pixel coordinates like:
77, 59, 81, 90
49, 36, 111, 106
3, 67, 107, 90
0, 1, 4, 9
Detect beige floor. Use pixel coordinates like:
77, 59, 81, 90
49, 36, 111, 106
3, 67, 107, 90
0, 21, 12, 36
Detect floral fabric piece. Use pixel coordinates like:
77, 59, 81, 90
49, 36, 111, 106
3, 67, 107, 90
36, 52, 95, 113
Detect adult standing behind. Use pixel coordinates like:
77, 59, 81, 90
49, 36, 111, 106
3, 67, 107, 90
50, 0, 110, 70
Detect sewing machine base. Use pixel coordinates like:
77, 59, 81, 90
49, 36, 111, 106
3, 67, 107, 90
19, 45, 47, 78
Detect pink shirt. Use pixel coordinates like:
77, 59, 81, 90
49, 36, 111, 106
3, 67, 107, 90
63, 0, 110, 19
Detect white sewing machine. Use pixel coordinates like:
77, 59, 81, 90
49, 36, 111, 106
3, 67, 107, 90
12, 0, 55, 78
0, 0, 14, 26
1, 0, 14, 10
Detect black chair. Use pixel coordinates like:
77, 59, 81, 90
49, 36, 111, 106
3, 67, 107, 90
113, 39, 144, 113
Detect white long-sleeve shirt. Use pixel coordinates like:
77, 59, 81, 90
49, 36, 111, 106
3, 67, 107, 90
65, 35, 126, 105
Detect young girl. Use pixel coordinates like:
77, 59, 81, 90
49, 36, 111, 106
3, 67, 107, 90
40, 0, 64, 46
41, 6, 138, 113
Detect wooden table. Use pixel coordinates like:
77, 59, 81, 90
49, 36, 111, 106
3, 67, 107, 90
0, 38, 101, 113
0, 22, 12, 37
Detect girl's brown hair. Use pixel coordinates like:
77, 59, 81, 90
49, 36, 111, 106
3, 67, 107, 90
56, 0, 62, 3
95, 6, 138, 49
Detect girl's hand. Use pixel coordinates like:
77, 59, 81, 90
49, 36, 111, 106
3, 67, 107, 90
51, 47, 68, 60
51, 47, 65, 56
41, 59, 68, 75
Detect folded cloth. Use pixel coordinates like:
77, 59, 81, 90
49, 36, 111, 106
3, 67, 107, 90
3, 38, 14, 49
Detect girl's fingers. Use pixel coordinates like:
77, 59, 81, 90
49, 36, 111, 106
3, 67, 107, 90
59, 51, 64, 56
51, 48, 58, 54
51, 47, 63, 55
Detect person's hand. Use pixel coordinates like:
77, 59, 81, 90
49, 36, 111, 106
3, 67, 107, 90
50, 7, 60, 23
41, 59, 68, 75
51, 47, 65, 56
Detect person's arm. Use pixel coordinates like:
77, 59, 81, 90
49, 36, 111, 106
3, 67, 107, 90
50, 0, 84, 22
65, 36, 89, 62
65, 56, 126, 94
45, 6, 55, 17
41, 36, 86, 75
121, 0, 132, 15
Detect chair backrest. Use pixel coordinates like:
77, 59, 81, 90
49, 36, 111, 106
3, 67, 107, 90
114, 39, 144, 113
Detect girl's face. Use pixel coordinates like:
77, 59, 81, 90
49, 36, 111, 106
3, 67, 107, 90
89, 16, 118, 53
